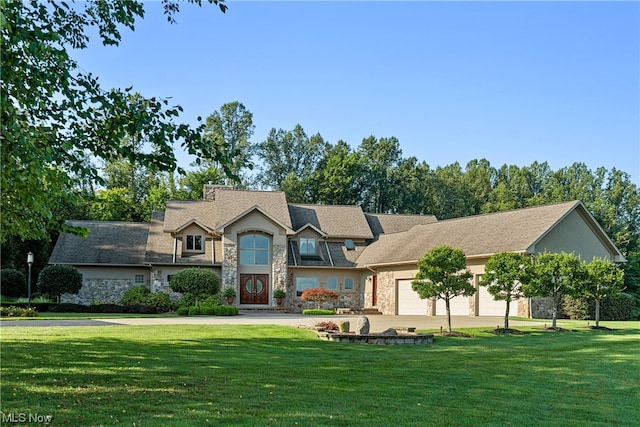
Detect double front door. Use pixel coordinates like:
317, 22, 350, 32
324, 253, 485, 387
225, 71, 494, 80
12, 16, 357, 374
240, 274, 269, 304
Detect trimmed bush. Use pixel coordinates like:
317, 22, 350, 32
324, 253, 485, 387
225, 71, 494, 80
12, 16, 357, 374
144, 293, 174, 313
563, 293, 637, 321
188, 306, 201, 316
120, 286, 151, 305
169, 268, 220, 305
214, 305, 239, 316
47, 303, 157, 314
176, 306, 189, 316
1, 268, 27, 297
302, 309, 336, 315
37, 264, 82, 300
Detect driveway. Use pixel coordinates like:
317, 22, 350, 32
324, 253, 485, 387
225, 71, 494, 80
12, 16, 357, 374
1, 311, 538, 330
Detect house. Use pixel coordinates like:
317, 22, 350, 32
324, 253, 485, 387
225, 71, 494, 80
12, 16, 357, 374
49, 184, 625, 317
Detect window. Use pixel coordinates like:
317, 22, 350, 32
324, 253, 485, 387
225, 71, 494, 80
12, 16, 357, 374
299, 238, 316, 255
134, 275, 144, 284
345, 239, 355, 250
239, 234, 270, 265
186, 234, 203, 252
296, 277, 318, 296
344, 278, 354, 290
327, 277, 338, 290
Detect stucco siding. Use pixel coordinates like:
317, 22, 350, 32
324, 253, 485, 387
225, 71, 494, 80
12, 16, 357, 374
534, 210, 614, 261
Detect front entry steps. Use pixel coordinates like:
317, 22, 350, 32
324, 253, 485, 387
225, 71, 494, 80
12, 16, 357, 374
362, 308, 382, 315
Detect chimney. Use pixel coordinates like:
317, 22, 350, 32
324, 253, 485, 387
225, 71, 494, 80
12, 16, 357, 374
203, 182, 233, 201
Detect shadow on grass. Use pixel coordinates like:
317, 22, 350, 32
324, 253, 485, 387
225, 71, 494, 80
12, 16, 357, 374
2, 325, 639, 426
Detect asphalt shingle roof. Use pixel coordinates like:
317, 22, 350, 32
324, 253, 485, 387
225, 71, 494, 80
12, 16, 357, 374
357, 201, 581, 266
288, 204, 373, 239
49, 220, 149, 265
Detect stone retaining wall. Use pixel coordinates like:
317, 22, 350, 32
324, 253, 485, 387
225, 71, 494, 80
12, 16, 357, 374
317, 332, 434, 345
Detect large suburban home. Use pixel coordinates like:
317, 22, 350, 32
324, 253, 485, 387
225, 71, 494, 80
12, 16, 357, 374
49, 184, 625, 318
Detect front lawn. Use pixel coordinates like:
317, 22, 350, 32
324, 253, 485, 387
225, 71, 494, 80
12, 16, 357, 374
1, 323, 638, 426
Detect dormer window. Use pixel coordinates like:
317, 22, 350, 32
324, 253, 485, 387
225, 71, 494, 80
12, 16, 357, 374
186, 235, 203, 252
299, 238, 316, 255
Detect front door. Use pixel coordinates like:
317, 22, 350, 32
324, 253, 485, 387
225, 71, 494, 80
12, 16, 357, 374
240, 274, 269, 305
372, 275, 378, 306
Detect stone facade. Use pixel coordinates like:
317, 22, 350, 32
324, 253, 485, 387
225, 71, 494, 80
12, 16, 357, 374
150, 268, 183, 302
376, 271, 396, 315
61, 278, 138, 305
222, 244, 238, 291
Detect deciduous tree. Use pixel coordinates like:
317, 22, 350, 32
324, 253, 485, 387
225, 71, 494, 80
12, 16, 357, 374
412, 245, 475, 333
582, 258, 625, 327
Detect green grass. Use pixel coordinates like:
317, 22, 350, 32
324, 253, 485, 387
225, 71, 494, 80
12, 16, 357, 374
1, 323, 639, 426
0, 312, 176, 320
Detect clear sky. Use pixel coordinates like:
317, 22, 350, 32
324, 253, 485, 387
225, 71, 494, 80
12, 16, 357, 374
73, 1, 640, 185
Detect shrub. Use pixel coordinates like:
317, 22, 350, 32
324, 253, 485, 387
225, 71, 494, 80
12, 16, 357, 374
301, 288, 339, 309
120, 286, 151, 305
302, 309, 336, 315
176, 292, 196, 308
188, 306, 201, 316
48, 303, 87, 313
1, 268, 27, 297
200, 305, 216, 315
169, 268, 220, 305
315, 321, 339, 331
176, 306, 190, 316
563, 293, 637, 321
0, 306, 38, 317
214, 305, 239, 316
37, 264, 82, 300
144, 292, 174, 313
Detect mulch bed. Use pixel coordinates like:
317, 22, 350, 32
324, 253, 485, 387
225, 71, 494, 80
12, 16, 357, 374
587, 325, 615, 331
491, 328, 523, 335
439, 331, 471, 337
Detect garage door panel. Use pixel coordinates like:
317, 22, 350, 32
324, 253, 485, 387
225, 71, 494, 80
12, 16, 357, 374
397, 279, 429, 315
435, 296, 470, 316
478, 286, 519, 316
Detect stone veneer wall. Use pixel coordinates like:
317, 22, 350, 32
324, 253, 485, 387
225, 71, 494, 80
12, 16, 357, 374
375, 271, 396, 315
150, 268, 183, 302
272, 244, 288, 303
61, 279, 137, 305
222, 244, 238, 292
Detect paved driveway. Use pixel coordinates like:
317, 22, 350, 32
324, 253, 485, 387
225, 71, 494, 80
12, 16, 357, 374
1, 311, 537, 330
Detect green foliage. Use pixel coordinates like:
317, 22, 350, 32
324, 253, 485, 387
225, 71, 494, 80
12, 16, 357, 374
0, 306, 38, 317
302, 309, 336, 315
188, 306, 202, 316
581, 257, 625, 326
480, 252, 528, 329
47, 303, 157, 314
214, 305, 239, 316
1, 268, 27, 297
119, 286, 151, 305
273, 288, 286, 299
169, 268, 220, 305
563, 293, 637, 321
412, 245, 474, 332
144, 293, 174, 313
37, 264, 83, 299
522, 252, 587, 329
176, 306, 190, 316
222, 287, 236, 298
1, 0, 228, 241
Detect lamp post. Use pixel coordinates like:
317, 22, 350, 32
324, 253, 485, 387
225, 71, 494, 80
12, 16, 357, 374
27, 252, 34, 308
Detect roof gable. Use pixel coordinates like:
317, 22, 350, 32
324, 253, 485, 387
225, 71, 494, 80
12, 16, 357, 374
288, 204, 373, 239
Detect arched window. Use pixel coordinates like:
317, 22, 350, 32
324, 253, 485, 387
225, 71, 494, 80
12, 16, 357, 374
239, 233, 270, 265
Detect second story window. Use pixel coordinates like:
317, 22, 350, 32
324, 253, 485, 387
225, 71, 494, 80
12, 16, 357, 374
239, 233, 269, 265
299, 238, 316, 255
186, 235, 203, 252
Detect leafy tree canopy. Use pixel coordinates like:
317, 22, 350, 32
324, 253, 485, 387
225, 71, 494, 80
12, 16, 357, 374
1, 0, 228, 241
37, 264, 83, 299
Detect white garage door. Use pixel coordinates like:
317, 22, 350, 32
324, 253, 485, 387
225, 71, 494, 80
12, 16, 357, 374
478, 286, 519, 316
397, 279, 430, 315
435, 295, 470, 316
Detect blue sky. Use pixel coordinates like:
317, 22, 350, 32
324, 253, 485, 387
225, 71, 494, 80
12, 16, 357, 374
73, 1, 640, 184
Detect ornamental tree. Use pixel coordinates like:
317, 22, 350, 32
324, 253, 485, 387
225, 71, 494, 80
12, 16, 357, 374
0, 268, 27, 298
37, 264, 83, 301
411, 245, 475, 333
479, 252, 529, 330
301, 288, 339, 310
582, 258, 625, 327
169, 268, 220, 306
522, 252, 587, 329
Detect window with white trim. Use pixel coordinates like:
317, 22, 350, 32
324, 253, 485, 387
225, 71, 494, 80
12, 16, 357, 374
296, 277, 318, 296
299, 238, 316, 255
239, 233, 270, 265
185, 234, 203, 252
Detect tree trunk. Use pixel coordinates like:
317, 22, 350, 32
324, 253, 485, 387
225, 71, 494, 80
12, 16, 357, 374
595, 299, 601, 328
551, 294, 559, 329
504, 300, 510, 330
445, 298, 452, 333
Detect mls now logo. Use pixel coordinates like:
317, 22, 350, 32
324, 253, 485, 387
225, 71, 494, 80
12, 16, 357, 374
2, 412, 53, 424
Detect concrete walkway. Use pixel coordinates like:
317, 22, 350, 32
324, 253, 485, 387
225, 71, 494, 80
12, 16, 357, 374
1, 311, 539, 330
